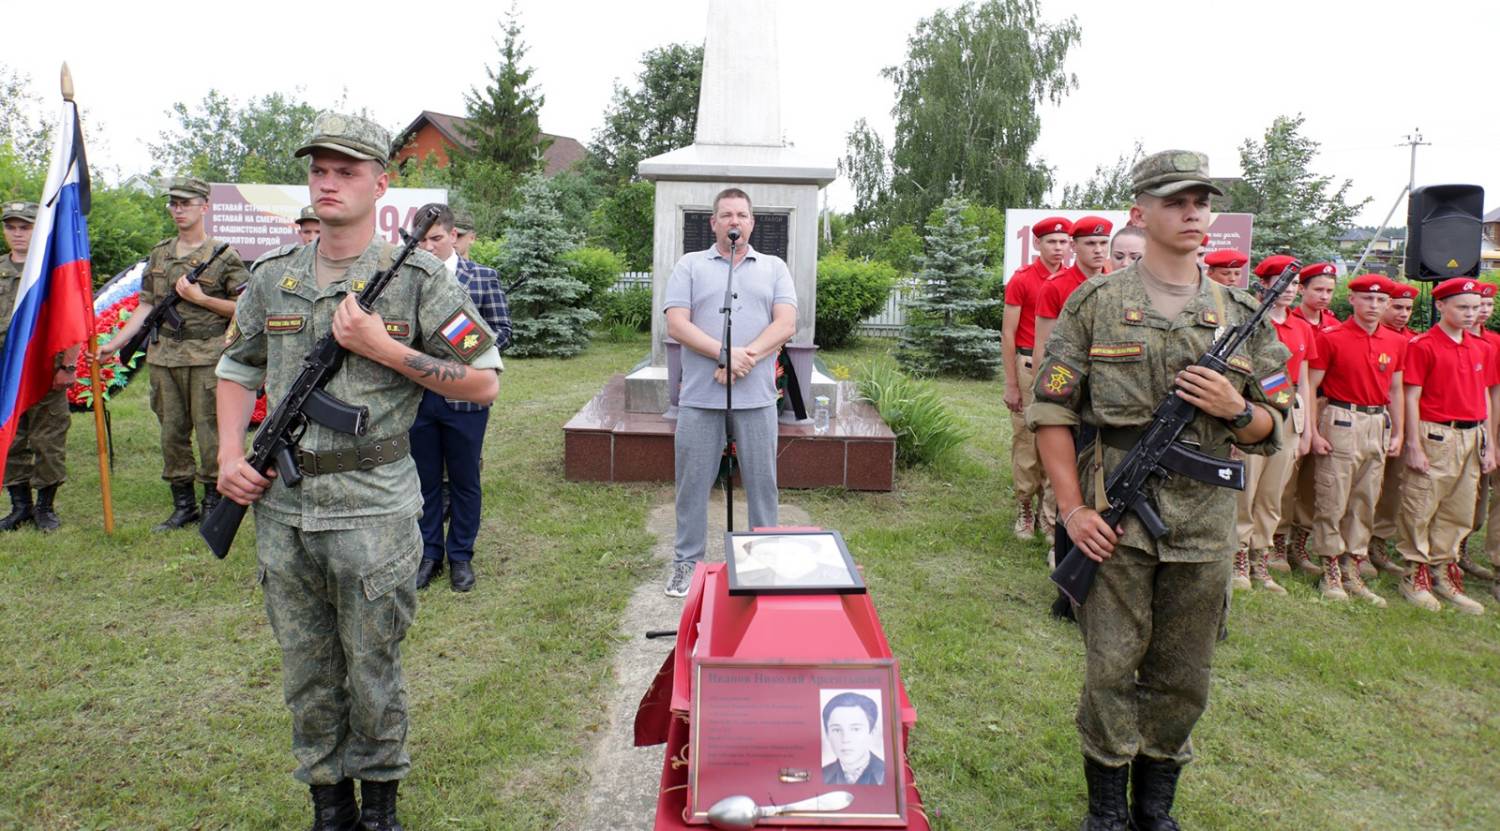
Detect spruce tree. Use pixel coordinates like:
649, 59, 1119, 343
500, 175, 598, 358
897, 196, 1003, 378
461, 8, 551, 174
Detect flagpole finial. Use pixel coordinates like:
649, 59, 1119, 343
61, 63, 74, 102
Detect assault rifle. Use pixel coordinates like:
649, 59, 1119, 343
116, 243, 230, 366
1050, 262, 1301, 605
200, 206, 442, 559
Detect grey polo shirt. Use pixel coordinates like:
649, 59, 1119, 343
662, 244, 797, 410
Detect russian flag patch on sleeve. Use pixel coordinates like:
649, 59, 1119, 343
1259, 371, 1293, 407
438, 309, 491, 361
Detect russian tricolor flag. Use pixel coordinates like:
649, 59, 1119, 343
0, 97, 94, 465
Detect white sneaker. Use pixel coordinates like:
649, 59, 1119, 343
665, 562, 695, 598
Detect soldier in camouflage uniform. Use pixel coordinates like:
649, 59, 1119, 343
1, 201, 73, 532
295, 205, 321, 245
100, 176, 250, 530
1029, 151, 1289, 831
451, 207, 476, 260
215, 112, 501, 831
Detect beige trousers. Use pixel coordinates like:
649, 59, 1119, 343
1012, 354, 1043, 504
1396, 422, 1481, 566
1237, 414, 1300, 551
1310, 406, 1388, 560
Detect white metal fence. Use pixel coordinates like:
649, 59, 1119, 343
608, 273, 914, 338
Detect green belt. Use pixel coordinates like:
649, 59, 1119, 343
295, 434, 409, 476
163, 324, 228, 341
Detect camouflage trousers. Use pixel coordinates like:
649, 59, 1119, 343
255, 512, 421, 785
3, 386, 69, 488
148, 363, 220, 485
1075, 545, 1231, 768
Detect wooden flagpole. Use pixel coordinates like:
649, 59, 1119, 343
63, 63, 115, 535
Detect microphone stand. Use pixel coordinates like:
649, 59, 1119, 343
719, 231, 739, 533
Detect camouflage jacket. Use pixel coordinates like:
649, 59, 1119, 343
217, 237, 501, 531
0, 255, 21, 346
139, 236, 251, 367
1026, 262, 1290, 562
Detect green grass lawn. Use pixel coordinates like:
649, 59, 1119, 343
2, 331, 1498, 829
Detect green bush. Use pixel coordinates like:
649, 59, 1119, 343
856, 357, 969, 467
563, 246, 626, 310
467, 238, 504, 271
815, 254, 898, 349
597, 285, 653, 332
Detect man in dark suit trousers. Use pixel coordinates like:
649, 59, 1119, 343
820, 692, 886, 786
410, 203, 511, 592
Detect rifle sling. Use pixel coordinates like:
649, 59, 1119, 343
294, 434, 409, 476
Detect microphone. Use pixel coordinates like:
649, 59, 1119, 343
727, 228, 741, 243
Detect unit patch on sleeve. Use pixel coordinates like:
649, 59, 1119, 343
1036, 357, 1081, 402
1259, 371, 1294, 410
438, 309, 492, 360
1227, 354, 1253, 373
384, 320, 411, 338
1089, 343, 1144, 360
266, 315, 305, 334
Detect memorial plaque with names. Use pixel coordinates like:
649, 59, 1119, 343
683, 210, 790, 261
689, 659, 906, 826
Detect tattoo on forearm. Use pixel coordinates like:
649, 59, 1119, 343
403, 353, 468, 382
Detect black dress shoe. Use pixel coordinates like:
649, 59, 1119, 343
415, 558, 442, 590
449, 560, 475, 592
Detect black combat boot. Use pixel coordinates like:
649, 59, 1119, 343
1130, 756, 1183, 831
201, 482, 222, 517
32, 485, 61, 532
1082, 757, 1131, 831
0, 485, 33, 531
309, 779, 359, 831
153, 482, 201, 532
358, 779, 404, 831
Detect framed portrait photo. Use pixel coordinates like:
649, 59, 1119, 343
688, 658, 906, 826
723, 530, 865, 596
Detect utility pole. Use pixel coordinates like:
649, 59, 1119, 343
1353, 128, 1429, 275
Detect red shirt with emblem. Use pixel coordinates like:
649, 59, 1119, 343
1292, 305, 1342, 335
1405, 327, 1489, 422
1271, 312, 1318, 384
1310, 318, 1407, 406
1037, 264, 1102, 320
1005, 259, 1054, 349
1472, 328, 1500, 387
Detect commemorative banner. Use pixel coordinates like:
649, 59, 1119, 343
1003, 209, 1256, 289
204, 183, 448, 262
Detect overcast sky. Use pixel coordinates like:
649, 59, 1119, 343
5, 0, 1495, 226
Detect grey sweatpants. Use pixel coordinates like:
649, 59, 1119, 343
673, 404, 780, 564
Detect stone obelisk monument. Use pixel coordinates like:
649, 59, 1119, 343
624, 0, 837, 413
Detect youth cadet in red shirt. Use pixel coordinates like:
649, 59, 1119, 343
1003, 216, 1072, 538
1368, 281, 1422, 576
1396, 278, 1495, 614
1280, 260, 1343, 574
1204, 249, 1247, 288
1463, 283, 1500, 594
1233, 261, 1316, 593
1306, 274, 1406, 603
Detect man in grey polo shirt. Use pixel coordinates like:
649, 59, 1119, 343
662, 187, 798, 597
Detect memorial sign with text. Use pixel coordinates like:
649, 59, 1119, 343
689, 659, 906, 826
205, 183, 447, 262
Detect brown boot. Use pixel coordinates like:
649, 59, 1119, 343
1432, 562, 1485, 615
1231, 547, 1252, 591
1458, 536, 1496, 581
1290, 528, 1322, 575
1268, 533, 1291, 573
1399, 564, 1442, 612
1357, 555, 1377, 580
1339, 555, 1386, 607
1013, 498, 1036, 539
1319, 555, 1348, 601
1367, 536, 1408, 577
1251, 548, 1287, 595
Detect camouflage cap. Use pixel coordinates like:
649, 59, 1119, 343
1130, 150, 1225, 198
295, 205, 320, 224
295, 111, 392, 166
164, 176, 211, 199
452, 208, 476, 234
2, 201, 38, 222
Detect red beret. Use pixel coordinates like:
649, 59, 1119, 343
1387, 282, 1419, 300
1033, 216, 1073, 238
1298, 262, 1337, 283
1071, 215, 1113, 238
1347, 274, 1392, 295
1253, 254, 1299, 278
1204, 249, 1248, 268
1433, 277, 1483, 300
1483, 284, 1497, 299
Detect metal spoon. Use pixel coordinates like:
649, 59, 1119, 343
706, 791, 856, 829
